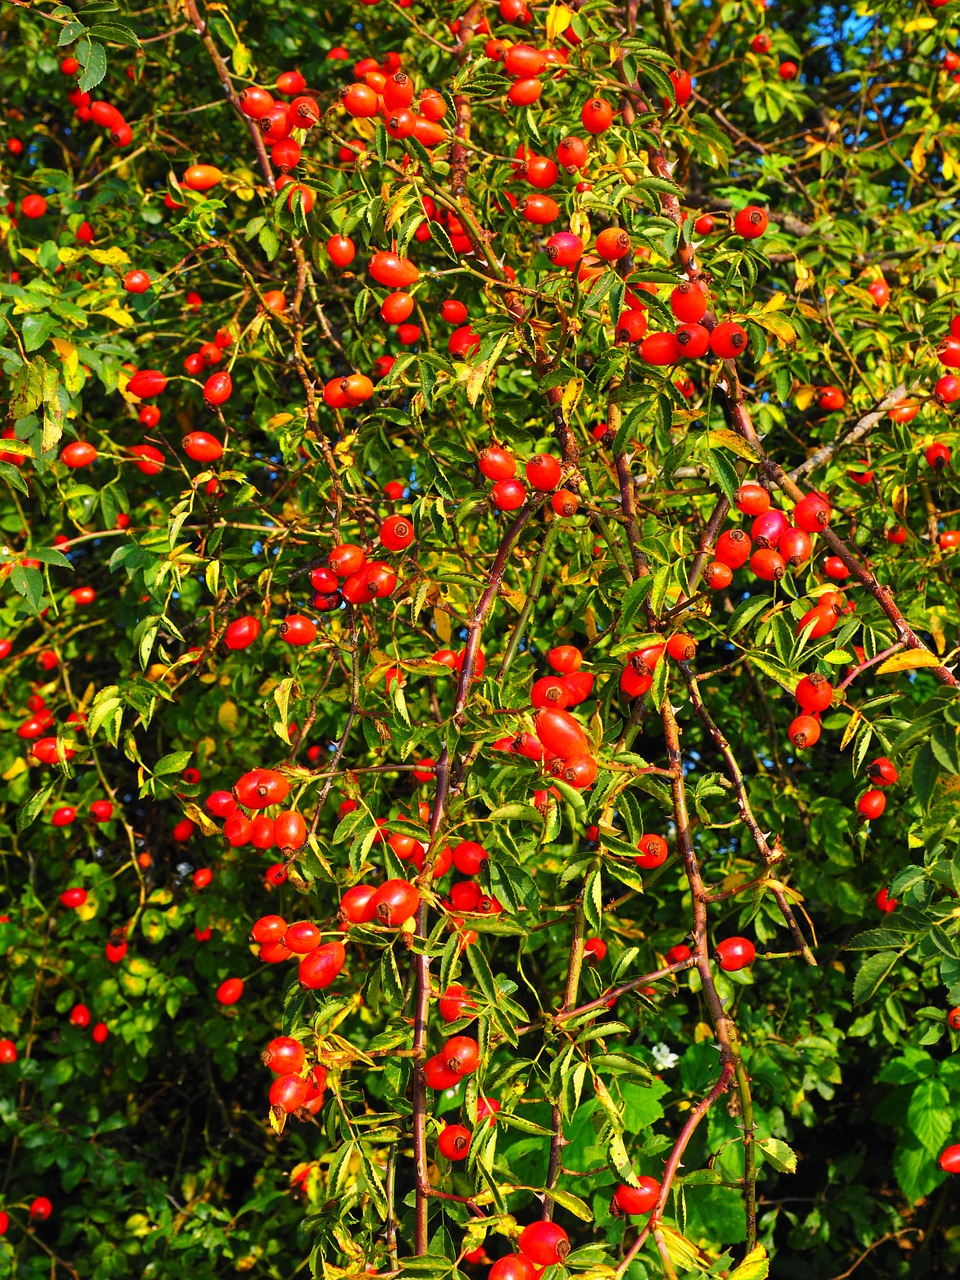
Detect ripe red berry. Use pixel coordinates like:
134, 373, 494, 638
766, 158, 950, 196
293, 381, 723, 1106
793, 492, 831, 532
788, 714, 821, 749
734, 206, 769, 238
613, 1177, 660, 1215
584, 936, 607, 961
525, 454, 561, 490
489, 1257, 535, 1280
858, 789, 886, 819
518, 1221, 569, 1265
372, 879, 421, 926
444, 1034, 480, 1076
795, 673, 832, 712
716, 936, 755, 971
595, 227, 631, 260
926, 441, 952, 469
735, 483, 770, 517
670, 281, 708, 322
711, 321, 748, 359
216, 977, 244, 1005
298, 941, 346, 989
491, 478, 527, 510
868, 757, 899, 786
439, 983, 476, 1022
635, 833, 668, 869
545, 231, 583, 266
703, 561, 732, 589
437, 1123, 471, 1160
280, 615, 317, 646
581, 97, 614, 133
123, 269, 151, 294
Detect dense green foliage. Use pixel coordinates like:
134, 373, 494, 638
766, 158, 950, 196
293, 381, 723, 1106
2, 0, 960, 1278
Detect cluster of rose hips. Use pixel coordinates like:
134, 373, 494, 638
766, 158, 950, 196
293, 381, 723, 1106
58, 362, 232, 476
702, 482, 834, 593
206, 768, 307, 864
476, 442, 576, 516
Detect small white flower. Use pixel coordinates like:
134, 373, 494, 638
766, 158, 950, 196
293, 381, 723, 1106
651, 1042, 679, 1071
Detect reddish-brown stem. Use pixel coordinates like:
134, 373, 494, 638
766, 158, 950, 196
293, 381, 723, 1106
837, 641, 906, 691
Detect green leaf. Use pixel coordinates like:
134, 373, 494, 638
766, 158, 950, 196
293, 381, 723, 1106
22, 313, 58, 354
78, 39, 108, 91
18, 783, 57, 832
90, 22, 141, 46
154, 751, 193, 776
853, 949, 903, 1003
757, 1137, 797, 1173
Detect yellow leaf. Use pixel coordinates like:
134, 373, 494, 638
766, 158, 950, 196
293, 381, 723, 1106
267, 413, 295, 428
433, 607, 451, 644
794, 385, 815, 411
877, 649, 944, 674
561, 376, 583, 421
182, 802, 219, 836
762, 292, 786, 312
218, 699, 239, 731
891, 484, 909, 520
903, 14, 937, 30
694, 1020, 713, 1042
728, 1244, 770, 1280
88, 246, 131, 267
840, 709, 861, 750
3, 757, 27, 782
911, 135, 927, 174
927, 607, 948, 655
706, 429, 762, 462
545, 3, 573, 40
754, 311, 797, 347
943, 149, 955, 183
98, 305, 134, 329
794, 257, 815, 292
661, 1225, 704, 1270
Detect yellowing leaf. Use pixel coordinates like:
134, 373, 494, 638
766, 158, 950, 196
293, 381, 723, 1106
545, 2, 573, 40
794, 385, 815, 411
903, 15, 938, 30
794, 257, 815, 292
728, 1244, 770, 1280
706, 429, 761, 462
182, 802, 219, 836
433, 607, 451, 645
911, 135, 927, 174
88, 246, 131, 267
754, 311, 797, 347
661, 1225, 705, 1270
762, 292, 786, 312
218, 699, 239, 731
98, 305, 134, 329
561, 376, 583, 421
840, 709, 862, 750
877, 649, 944, 674
3, 757, 27, 782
